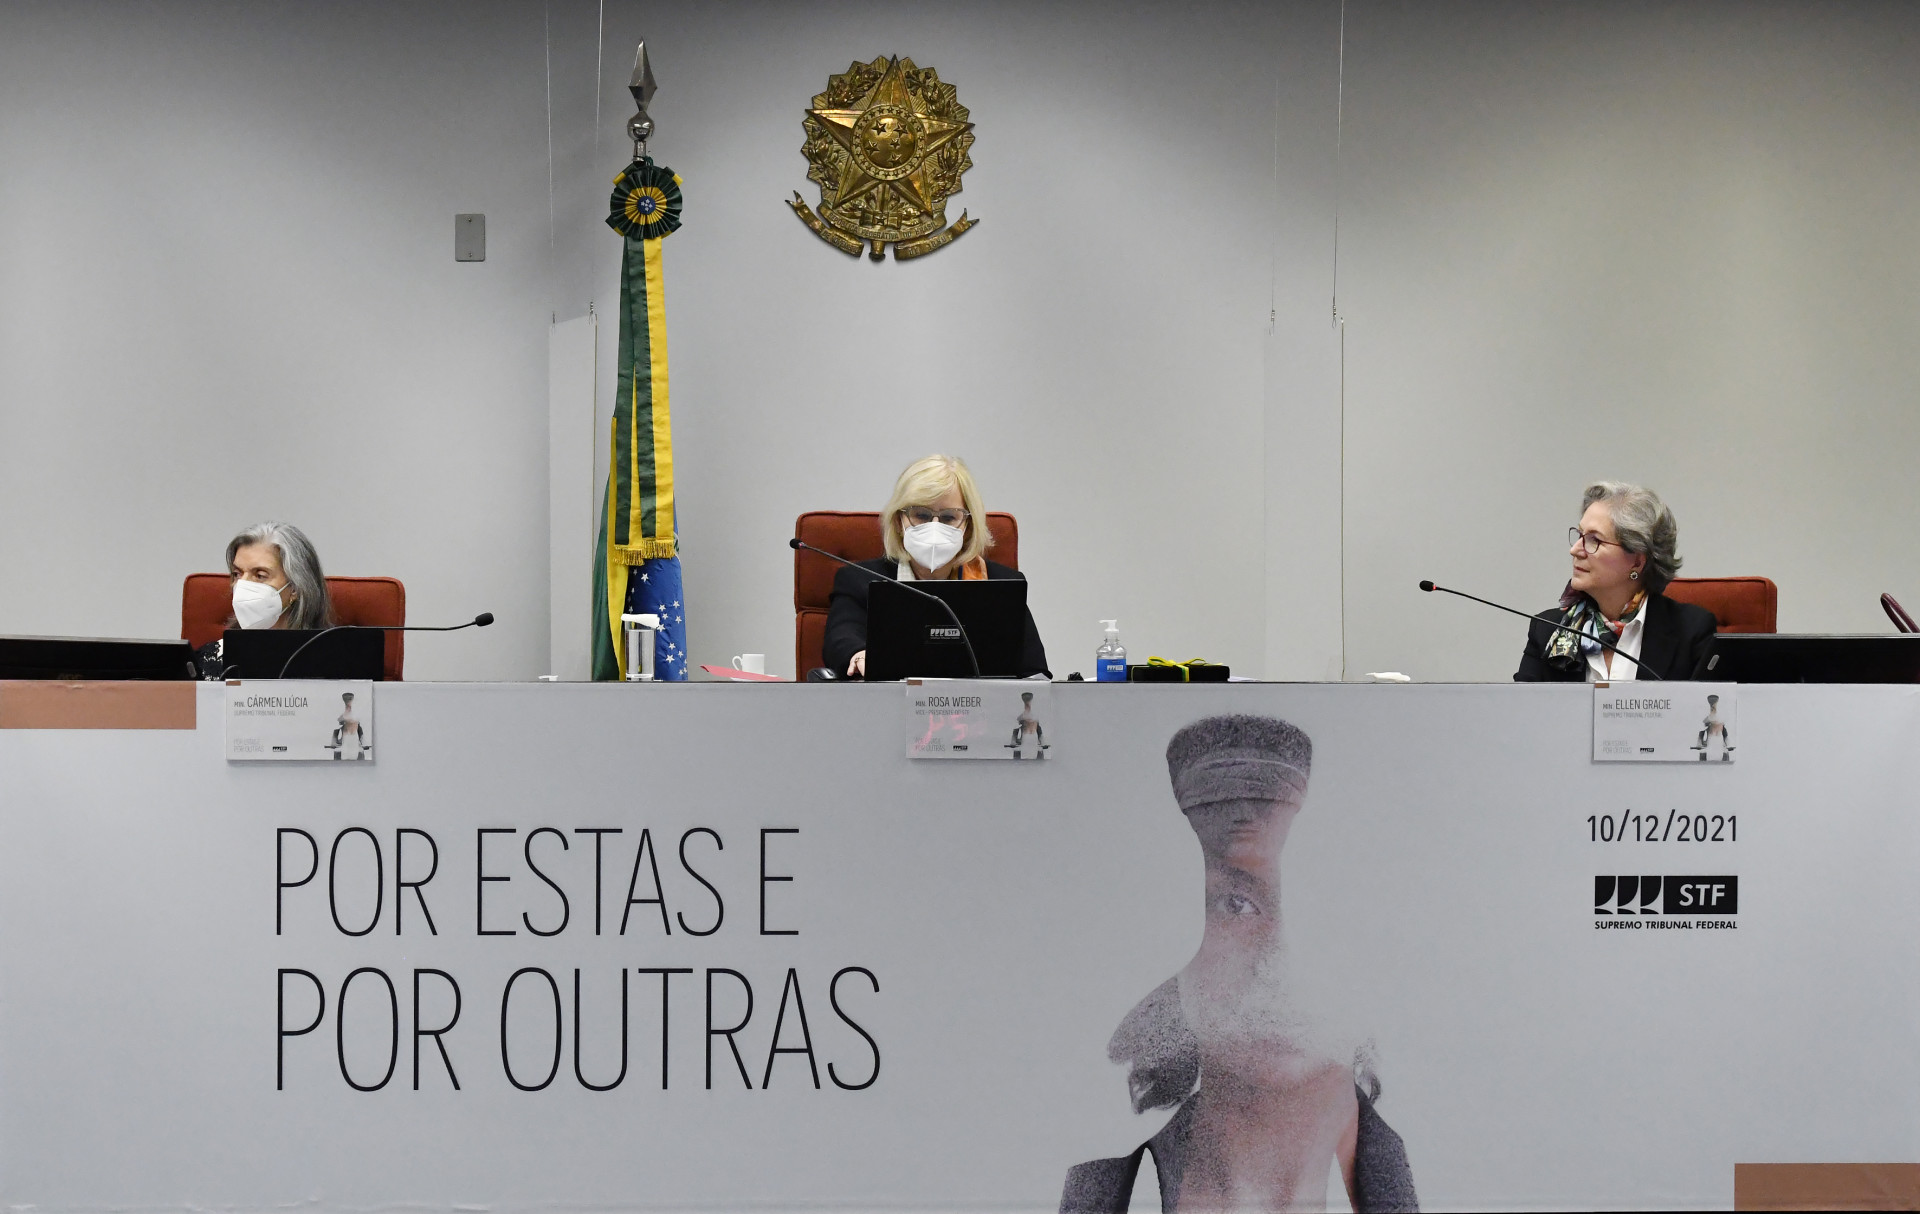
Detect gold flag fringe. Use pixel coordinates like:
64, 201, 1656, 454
615, 539, 678, 564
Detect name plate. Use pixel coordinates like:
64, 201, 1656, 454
905, 680, 1053, 760
1593, 682, 1737, 763
226, 680, 375, 762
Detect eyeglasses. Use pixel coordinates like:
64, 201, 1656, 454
1568, 526, 1625, 556
904, 506, 969, 528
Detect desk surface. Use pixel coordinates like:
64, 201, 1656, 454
2, 681, 1915, 1212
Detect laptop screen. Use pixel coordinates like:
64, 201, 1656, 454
864, 579, 1030, 681
1701, 634, 1920, 683
221, 628, 386, 681
0, 635, 194, 680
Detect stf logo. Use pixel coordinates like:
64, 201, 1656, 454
1595, 875, 1738, 915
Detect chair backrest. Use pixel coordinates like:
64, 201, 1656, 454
1884, 593, 1917, 633
1663, 576, 1777, 634
794, 511, 1019, 676
182, 574, 408, 681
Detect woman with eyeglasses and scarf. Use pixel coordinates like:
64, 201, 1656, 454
1515, 482, 1717, 682
821, 454, 1049, 680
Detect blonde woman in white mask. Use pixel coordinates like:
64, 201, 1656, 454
821, 454, 1048, 679
193, 522, 336, 678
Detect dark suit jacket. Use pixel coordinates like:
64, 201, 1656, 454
820, 557, 1050, 678
1061, 1088, 1419, 1213
1514, 591, 1717, 682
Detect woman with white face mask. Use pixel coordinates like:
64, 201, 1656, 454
821, 454, 1049, 679
193, 522, 336, 678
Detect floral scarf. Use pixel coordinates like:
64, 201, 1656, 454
1542, 582, 1646, 671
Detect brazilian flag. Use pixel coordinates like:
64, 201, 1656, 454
593, 158, 687, 680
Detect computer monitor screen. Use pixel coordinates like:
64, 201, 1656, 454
221, 629, 386, 680
0, 635, 195, 680
1700, 634, 1920, 683
864, 580, 1029, 681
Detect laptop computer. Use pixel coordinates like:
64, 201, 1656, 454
0, 635, 194, 680
221, 628, 386, 680
1700, 634, 1920, 683
864, 579, 1030, 681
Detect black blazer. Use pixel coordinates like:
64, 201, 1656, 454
1061, 1088, 1419, 1214
1514, 591, 1717, 682
820, 557, 1049, 678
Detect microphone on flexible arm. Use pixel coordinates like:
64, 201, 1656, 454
790, 538, 979, 678
274, 614, 495, 679
1418, 580, 1664, 680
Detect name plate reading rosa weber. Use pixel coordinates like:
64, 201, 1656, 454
904, 679, 1052, 760
226, 680, 375, 762
1592, 682, 1737, 763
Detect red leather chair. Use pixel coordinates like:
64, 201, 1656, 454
794, 511, 1018, 676
182, 574, 408, 680
1663, 576, 1777, 634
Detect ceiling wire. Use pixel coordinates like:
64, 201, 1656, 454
1269, 63, 1280, 337
1335, 0, 1348, 680
1332, 0, 1347, 327
544, 2, 555, 250
593, 0, 605, 168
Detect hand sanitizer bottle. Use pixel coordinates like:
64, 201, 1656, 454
1096, 620, 1127, 682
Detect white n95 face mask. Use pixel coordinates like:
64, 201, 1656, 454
902, 521, 965, 571
232, 579, 288, 630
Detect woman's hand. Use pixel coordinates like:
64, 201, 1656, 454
848, 650, 866, 678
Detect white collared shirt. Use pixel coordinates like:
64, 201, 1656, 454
1587, 612, 1645, 682
898, 560, 974, 582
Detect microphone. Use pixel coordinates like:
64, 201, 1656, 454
790, 537, 979, 678
275, 614, 494, 679
1418, 580, 1664, 680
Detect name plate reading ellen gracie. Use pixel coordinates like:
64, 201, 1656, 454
1593, 682, 1737, 763
226, 680, 375, 762
905, 680, 1053, 760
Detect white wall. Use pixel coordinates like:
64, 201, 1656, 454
564, 0, 1293, 679
3, 1, 1917, 683
0, 1, 554, 680
1333, 0, 1920, 681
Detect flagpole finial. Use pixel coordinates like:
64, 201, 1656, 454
627, 42, 657, 158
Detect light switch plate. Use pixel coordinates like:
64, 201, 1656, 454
455, 213, 485, 262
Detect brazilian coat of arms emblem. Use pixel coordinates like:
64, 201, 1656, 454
787, 55, 976, 261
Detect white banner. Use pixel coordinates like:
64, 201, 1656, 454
4, 682, 1917, 1212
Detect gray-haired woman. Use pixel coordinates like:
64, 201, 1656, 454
193, 522, 335, 678
1515, 482, 1716, 682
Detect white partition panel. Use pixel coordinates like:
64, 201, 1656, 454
549, 314, 599, 681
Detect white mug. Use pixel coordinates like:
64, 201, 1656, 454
731, 653, 766, 675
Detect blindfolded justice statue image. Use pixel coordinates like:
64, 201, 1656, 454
1063, 715, 1418, 1213
1007, 690, 1050, 760
1693, 694, 1734, 762
326, 692, 371, 761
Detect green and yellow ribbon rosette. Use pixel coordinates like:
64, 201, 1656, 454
606, 158, 683, 238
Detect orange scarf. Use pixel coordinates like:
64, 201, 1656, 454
908, 557, 987, 580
